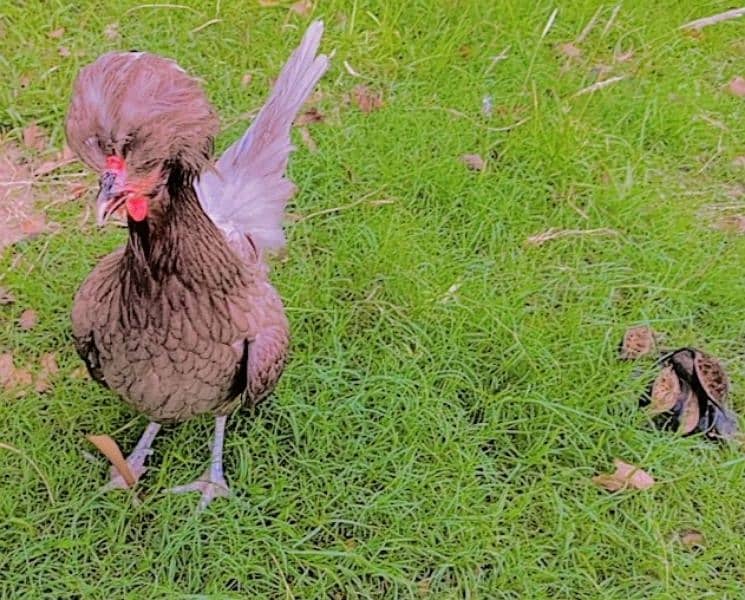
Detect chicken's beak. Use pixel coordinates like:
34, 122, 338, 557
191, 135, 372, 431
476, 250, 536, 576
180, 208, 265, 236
96, 170, 126, 226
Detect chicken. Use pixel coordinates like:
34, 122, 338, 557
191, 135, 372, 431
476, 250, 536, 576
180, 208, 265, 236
65, 22, 329, 509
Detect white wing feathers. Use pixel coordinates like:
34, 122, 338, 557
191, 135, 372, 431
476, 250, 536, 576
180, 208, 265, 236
196, 21, 329, 256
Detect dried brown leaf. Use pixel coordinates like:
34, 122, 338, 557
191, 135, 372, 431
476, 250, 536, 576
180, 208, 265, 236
22, 123, 47, 152
40, 352, 59, 376
58, 46, 71, 58
2, 353, 33, 394
620, 325, 657, 359
694, 352, 729, 405
67, 181, 90, 200
34, 147, 78, 176
19, 74, 31, 89
240, 72, 253, 88
678, 529, 705, 550
18, 309, 38, 330
86, 434, 136, 487
295, 107, 324, 127
104, 23, 120, 40
615, 49, 635, 62
290, 0, 312, 16
0, 353, 14, 387
298, 127, 318, 153
707, 211, 740, 234
558, 42, 582, 59
35, 353, 58, 392
677, 387, 700, 435
649, 366, 681, 415
70, 365, 90, 380
592, 459, 655, 492
460, 153, 486, 171
48, 27, 65, 39
0, 287, 14, 305
729, 76, 745, 97
258, 0, 280, 6
352, 85, 384, 113
733, 156, 745, 168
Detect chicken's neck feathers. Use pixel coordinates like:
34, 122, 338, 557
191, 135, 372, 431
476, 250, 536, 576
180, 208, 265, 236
121, 172, 244, 301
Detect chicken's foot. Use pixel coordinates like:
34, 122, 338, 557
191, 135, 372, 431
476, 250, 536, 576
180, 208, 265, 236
103, 421, 161, 490
168, 415, 230, 511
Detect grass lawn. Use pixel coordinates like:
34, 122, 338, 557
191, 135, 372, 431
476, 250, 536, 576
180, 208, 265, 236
3, 0, 745, 597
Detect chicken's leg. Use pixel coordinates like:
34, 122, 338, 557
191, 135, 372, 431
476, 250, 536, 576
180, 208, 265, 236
168, 415, 230, 511
104, 421, 161, 490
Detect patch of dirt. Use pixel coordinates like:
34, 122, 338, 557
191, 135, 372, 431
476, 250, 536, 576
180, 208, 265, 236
0, 141, 57, 254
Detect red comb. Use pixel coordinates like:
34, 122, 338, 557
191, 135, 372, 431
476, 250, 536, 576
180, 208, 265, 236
106, 155, 125, 171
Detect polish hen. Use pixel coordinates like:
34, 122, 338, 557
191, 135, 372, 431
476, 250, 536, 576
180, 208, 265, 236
66, 22, 328, 509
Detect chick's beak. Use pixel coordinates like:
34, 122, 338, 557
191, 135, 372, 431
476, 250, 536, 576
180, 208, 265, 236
96, 170, 127, 226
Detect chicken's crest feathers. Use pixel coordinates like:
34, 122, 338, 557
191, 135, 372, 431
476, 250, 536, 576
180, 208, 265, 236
196, 20, 329, 255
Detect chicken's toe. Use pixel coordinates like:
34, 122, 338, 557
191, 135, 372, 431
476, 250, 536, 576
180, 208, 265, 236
168, 469, 230, 511
102, 447, 154, 491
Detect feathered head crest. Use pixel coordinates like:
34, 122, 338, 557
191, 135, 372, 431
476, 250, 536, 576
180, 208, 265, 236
66, 51, 219, 175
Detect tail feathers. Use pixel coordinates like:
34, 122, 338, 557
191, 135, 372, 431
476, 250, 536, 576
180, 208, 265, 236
196, 21, 329, 255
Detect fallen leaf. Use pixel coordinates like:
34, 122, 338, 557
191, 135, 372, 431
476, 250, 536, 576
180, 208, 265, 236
615, 49, 634, 62
694, 352, 729, 405
352, 85, 384, 113
18, 309, 38, 330
22, 123, 47, 152
0, 141, 56, 253
592, 459, 655, 492
58, 46, 71, 58
649, 366, 681, 415
258, 0, 280, 5
0, 287, 14, 305
733, 156, 745, 168
295, 107, 324, 127
34, 147, 78, 176
9, 367, 33, 391
619, 325, 657, 359
67, 181, 89, 200
86, 434, 136, 487
48, 27, 65, 39
715, 215, 745, 233
104, 23, 120, 40
298, 127, 318, 153
558, 42, 582, 59
240, 72, 253, 88
729, 76, 745, 97
19, 74, 31, 89
290, 0, 312, 16
70, 365, 90, 380
0, 353, 14, 386
0, 353, 33, 394
677, 386, 700, 435
35, 352, 59, 393
460, 153, 486, 171
40, 352, 59, 375
678, 529, 705, 550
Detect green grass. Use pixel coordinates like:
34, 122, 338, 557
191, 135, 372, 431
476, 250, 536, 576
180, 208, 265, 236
2, 0, 745, 597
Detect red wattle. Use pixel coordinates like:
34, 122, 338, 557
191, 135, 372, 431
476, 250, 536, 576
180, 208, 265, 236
126, 196, 149, 222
